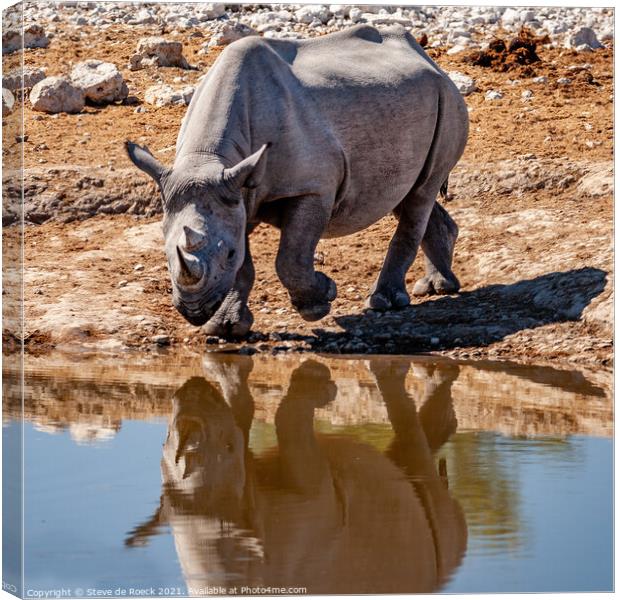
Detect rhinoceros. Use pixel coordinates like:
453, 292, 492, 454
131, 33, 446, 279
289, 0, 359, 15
126, 24, 468, 338
125, 357, 467, 593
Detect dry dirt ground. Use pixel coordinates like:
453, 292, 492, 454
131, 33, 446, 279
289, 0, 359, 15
2, 20, 614, 368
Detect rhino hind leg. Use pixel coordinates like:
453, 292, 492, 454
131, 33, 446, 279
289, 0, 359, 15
412, 202, 460, 297
203, 236, 255, 339
365, 187, 437, 311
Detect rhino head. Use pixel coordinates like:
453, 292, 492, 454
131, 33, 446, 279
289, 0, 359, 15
125, 141, 269, 326
162, 377, 246, 507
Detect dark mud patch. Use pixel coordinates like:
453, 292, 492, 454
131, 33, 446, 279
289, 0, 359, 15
3, 329, 56, 355
466, 28, 549, 75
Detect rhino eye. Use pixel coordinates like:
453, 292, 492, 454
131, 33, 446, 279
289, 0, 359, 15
219, 195, 240, 207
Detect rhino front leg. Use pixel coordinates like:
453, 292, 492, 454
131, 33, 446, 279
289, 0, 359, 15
203, 234, 255, 339
412, 202, 460, 297
276, 196, 337, 321
366, 189, 436, 310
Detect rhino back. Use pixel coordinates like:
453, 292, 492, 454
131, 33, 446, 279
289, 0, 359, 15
176, 36, 345, 202
177, 26, 465, 234
290, 26, 463, 234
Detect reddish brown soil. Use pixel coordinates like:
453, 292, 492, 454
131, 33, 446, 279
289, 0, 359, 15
2, 21, 614, 367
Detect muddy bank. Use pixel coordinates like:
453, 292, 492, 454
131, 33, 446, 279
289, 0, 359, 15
10, 173, 612, 366
3, 156, 613, 226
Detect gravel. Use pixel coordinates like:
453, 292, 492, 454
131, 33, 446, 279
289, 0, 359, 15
12, 4, 614, 55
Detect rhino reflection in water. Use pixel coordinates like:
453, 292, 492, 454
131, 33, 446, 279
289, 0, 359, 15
126, 359, 466, 594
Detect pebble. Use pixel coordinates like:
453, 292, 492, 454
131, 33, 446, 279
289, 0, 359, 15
144, 84, 195, 107
2, 88, 14, 117
485, 90, 503, 101
130, 37, 190, 70
152, 334, 170, 346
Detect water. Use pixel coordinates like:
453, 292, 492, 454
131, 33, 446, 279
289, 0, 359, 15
3, 353, 613, 595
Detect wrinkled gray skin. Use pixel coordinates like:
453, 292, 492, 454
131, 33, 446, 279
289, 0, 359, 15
126, 24, 468, 338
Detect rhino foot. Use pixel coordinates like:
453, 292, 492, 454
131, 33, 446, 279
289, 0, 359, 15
412, 272, 460, 297
365, 287, 410, 311
293, 275, 337, 322
203, 302, 254, 340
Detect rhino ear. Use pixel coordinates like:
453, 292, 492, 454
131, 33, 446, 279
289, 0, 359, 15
125, 140, 167, 185
224, 143, 270, 190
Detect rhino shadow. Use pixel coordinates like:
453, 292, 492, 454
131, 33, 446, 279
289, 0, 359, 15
125, 356, 467, 594
330, 267, 608, 353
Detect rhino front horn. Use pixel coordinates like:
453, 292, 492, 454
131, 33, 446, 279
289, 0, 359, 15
181, 226, 207, 252
176, 246, 204, 286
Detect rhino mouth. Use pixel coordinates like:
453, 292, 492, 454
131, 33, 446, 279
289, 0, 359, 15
179, 295, 225, 326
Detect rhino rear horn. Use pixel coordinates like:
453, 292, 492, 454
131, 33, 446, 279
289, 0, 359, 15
224, 143, 270, 190
181, 226, 208, 252
125, 140, 167, 185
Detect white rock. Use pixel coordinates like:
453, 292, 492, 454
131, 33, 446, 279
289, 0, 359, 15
129, 9, 156, 25
349, 7, 363, 22
198, 3, 226, 20
3, 24, 49, 54
577, 164, 613, 196
485, 89, 503, 101
70, 60, 128, 104
576, 43, 593, 52
565, 26, 603, 49
329, 5, 349, 18
448, 71, 476, 96
447, 43, 469, 55
30, 76, 85, 114
295, 5, 332, 25
521, 89, 534, 100
130, 37, 189, 70
501, 7, 520, 25
250, 11, 286, 28
533, 75, 549, 84
3, 66, 46, 91
2, 88, 15, 116
208, 22, 257, 47
144, 84, 194, 107
557, 77, 572, 85
521, 9, 536, 22
568, 63, 592, 71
